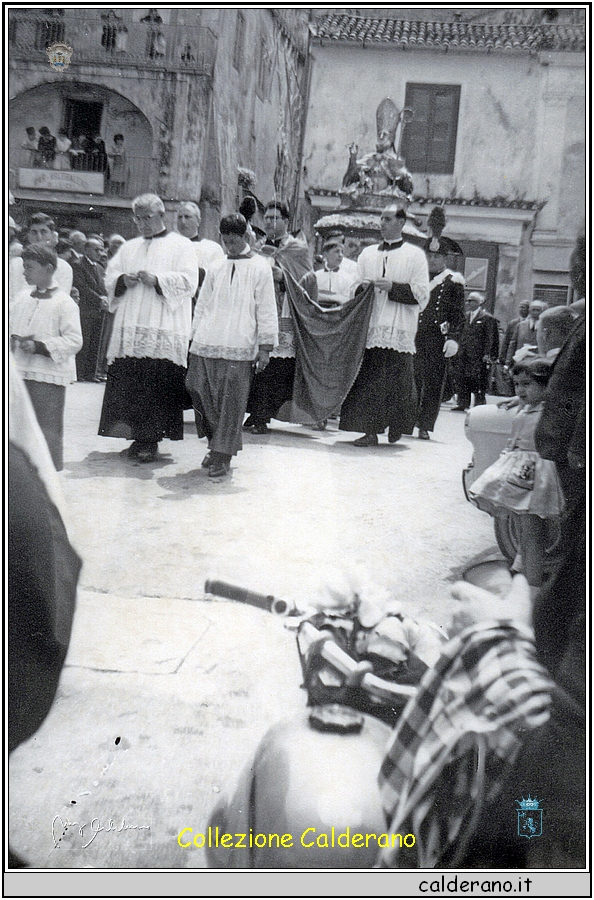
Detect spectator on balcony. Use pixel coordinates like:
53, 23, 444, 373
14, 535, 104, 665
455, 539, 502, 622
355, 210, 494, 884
91, 135, 109, 175
70, 134, 90, 172
108, 134, 128, 195
37, 127, 56, 168
98, 193, 198, 463
21, 127, 39, 167
9, 214, 73, 305
54, 129, 72, 171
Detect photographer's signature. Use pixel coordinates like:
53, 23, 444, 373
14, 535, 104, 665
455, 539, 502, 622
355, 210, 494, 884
52, 814, 150, 849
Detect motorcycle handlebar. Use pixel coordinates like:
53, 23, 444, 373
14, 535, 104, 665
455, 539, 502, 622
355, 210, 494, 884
204, 580, 297, 616
298, 622, 417, 703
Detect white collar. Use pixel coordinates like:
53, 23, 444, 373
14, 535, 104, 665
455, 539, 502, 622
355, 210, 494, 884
428, 268, 465, 291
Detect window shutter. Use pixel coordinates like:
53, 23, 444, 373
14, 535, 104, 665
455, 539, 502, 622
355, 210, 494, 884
403, 84, 460, 174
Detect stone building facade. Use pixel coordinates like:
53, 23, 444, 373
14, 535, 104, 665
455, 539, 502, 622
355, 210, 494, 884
8, 8, 310, 240
301, 8, 585, 323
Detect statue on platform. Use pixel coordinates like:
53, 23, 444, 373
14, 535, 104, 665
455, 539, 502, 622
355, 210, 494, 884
342, 98, 414, 202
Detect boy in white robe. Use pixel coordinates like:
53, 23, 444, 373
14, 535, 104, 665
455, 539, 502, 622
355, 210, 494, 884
186, 213, 278, 478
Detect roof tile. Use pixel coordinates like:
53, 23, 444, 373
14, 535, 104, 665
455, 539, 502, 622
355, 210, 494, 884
313, 15, 585, 53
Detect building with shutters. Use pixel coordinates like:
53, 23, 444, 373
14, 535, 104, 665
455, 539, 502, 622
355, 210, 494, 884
301, 8, 586, 323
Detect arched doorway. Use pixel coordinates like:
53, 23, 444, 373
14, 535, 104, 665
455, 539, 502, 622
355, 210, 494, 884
9, 81, 155, 198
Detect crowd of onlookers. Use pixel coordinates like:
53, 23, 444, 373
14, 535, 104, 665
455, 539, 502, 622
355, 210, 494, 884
19, 126, 129, 191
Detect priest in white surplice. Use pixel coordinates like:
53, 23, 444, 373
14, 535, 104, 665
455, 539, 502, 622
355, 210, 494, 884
98, 194, 198, 463
339, 200, 430, 445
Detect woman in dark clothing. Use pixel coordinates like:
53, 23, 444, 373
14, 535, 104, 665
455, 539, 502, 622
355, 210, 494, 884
37, 126, 56, 167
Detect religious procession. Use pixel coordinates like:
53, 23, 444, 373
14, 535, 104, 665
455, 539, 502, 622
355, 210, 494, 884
7, 7, 586, 890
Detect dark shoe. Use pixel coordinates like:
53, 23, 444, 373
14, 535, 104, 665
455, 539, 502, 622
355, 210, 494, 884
353, 433, 378, 447
136, 441, 158, 463
243, 415, 256, 430
201, 451, 212, 468
388, 429, 402, 444
451, 405, 467, 412
127, 441, 140, 458
251, 423, 270, 435
208, 452, 231, 478
418, 429, 430, 441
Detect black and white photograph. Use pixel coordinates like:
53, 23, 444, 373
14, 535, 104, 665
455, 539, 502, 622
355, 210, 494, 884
6, 5, 587, 896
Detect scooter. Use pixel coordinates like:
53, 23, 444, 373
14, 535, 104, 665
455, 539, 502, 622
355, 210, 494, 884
203, 580, 445, 868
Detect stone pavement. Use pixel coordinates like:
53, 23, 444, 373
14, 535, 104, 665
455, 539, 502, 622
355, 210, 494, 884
9, 383, 499, 869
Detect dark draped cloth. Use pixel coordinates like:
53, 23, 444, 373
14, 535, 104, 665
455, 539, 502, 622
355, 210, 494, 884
98, 357, 187, 442
276, 277, 375, 424
9, 442, 81, 755
245, 357, 295, 424
23, 381, 66, 471
339, 347, 418, 436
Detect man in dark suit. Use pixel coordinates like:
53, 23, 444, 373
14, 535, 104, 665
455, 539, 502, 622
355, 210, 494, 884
499, 298, 529, 365
414, 235, 465, 439
74, 238, 109, 381
505, 299, 547, 367
453, 291, 499, 410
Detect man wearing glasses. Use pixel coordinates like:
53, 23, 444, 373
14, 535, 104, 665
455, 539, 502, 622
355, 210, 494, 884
98, 193, 198, 463
452, 291, 500, 411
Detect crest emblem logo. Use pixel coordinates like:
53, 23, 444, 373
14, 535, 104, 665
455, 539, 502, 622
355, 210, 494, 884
516, 796, 543, 839
46, 42, 73, 71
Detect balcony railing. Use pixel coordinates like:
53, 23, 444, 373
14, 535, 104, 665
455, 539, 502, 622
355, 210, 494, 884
8, 13, 217, 75
13, 149, 157, 200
